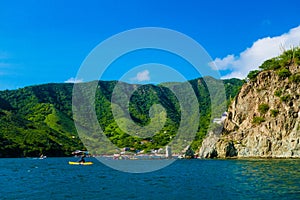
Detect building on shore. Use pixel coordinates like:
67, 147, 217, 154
166, 146, 172, 159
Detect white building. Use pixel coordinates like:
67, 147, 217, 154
165, 146, 172, 159
213, 112, 228, 124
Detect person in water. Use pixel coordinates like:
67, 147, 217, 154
78, 154, 86, 163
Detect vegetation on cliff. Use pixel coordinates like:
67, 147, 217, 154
200, 47, 300, 158
247, 46, 300, 81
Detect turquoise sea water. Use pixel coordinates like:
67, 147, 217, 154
0, 158, 299, 199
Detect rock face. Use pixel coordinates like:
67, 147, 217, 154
200, 63, 300, 158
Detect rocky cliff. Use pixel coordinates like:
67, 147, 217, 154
199, 51, 300, 158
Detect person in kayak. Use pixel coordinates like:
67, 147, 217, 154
78, 154, 86, 163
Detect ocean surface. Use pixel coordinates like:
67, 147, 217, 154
0, 157, 299, 200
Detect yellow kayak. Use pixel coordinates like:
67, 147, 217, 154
68, 161, 93, 165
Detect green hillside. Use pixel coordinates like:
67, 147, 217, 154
0, 77, 243, 157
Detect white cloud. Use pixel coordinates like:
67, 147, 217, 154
211, 25, 300, 79
64, 77, 83, 83
210, 54, 236, 70
220, 71, 244, 80
131, 70, 151, 82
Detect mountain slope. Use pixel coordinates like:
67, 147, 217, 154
0, 77, 243, 157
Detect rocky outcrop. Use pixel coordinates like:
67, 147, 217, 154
198, 131, 219, 158
200, 63, 300, 158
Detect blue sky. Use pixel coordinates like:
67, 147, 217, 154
0, 0, 300, 90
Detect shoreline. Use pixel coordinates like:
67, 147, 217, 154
1, 155, 300, 160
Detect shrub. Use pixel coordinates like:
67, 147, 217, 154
278, 51, 293, 67
270, 109, 279, 117
280, 94, 291, 102
259, 47, 300, 71
259, 58, 281, 70
274, 90, 282, 97
277, 68, 291, 79
277, 47, 300, 67
289, 74, 300, 83
258, 103, 270, 114
247, 70, 260, 81
252, 117, 265, 124
294, 47, 300, 65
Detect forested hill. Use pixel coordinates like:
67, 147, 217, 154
0, 77, 243, 157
